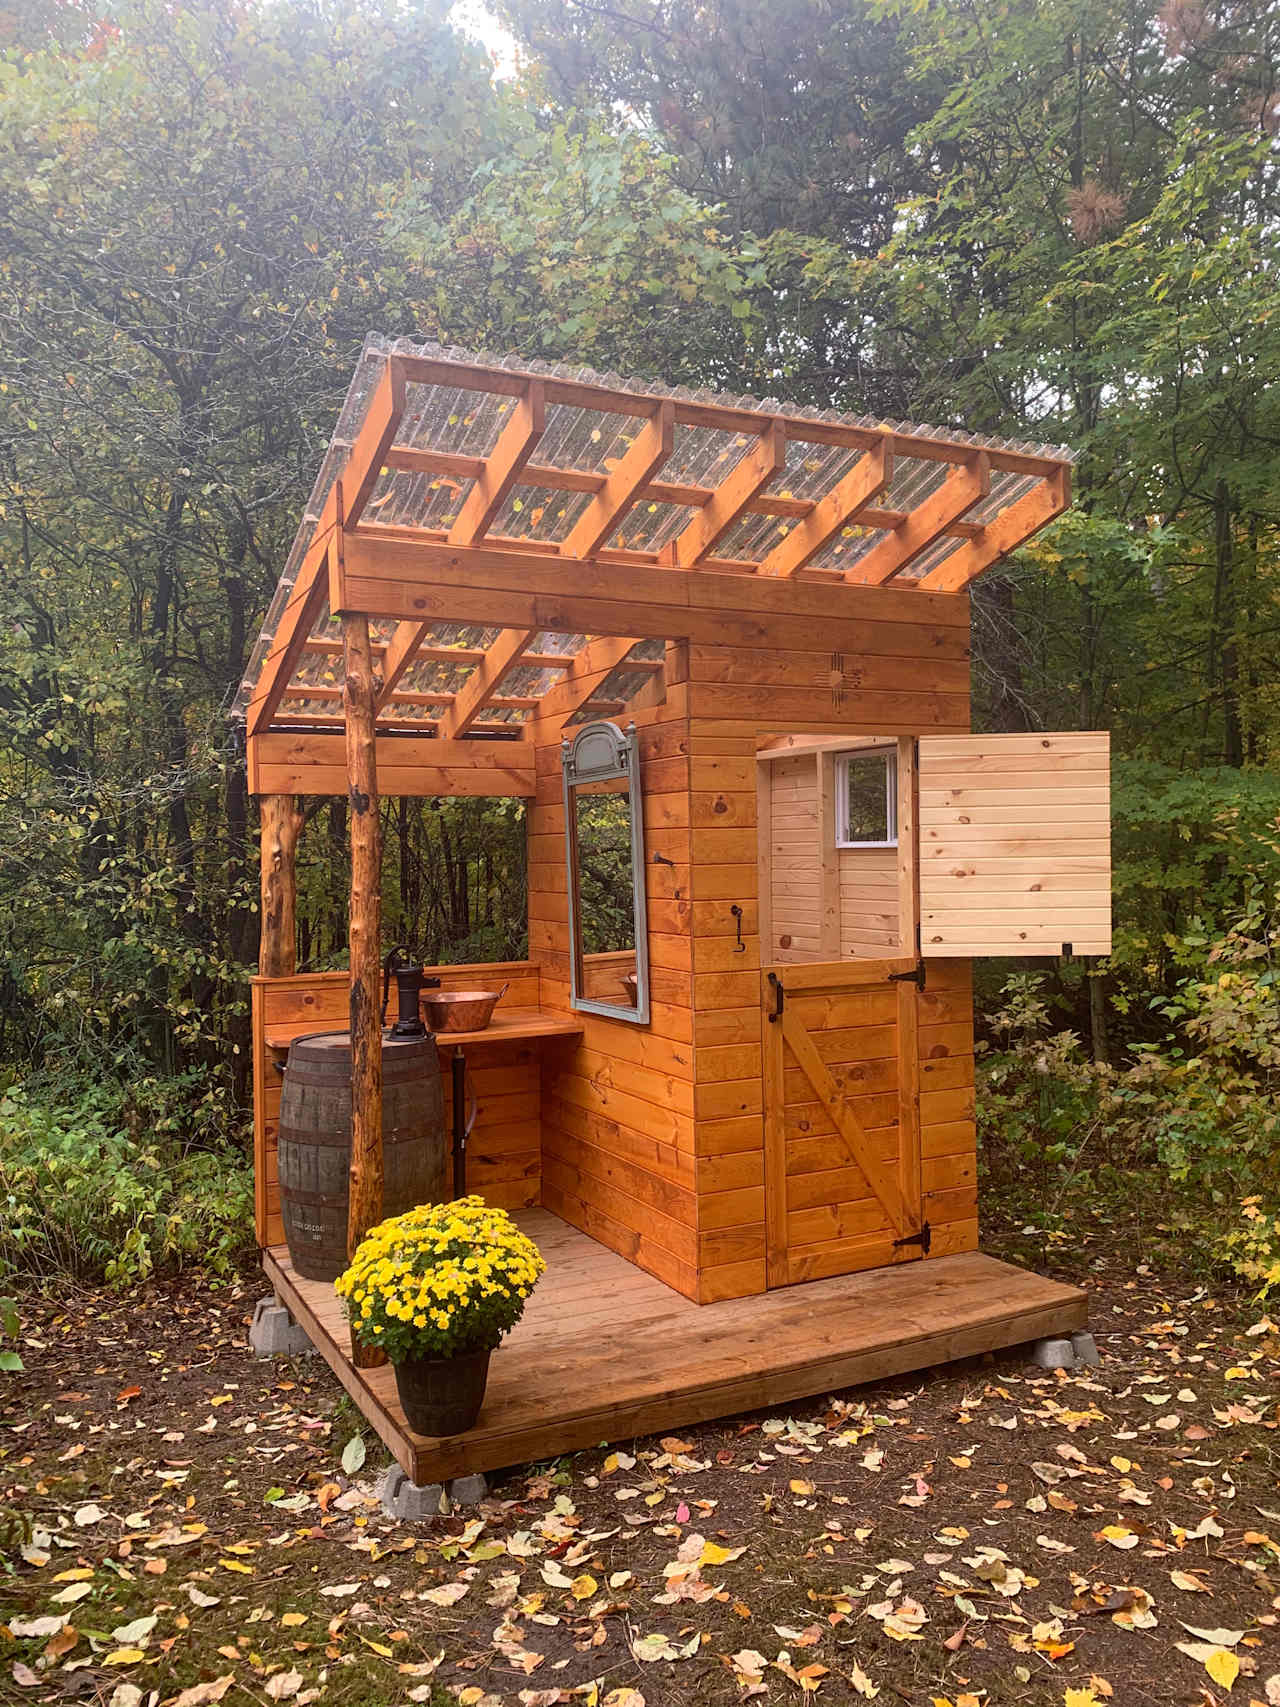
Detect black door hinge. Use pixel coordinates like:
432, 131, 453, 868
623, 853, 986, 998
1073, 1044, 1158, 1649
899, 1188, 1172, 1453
889, 957, 926, 990
767, 971, 784, 1023
894, 1220, 932, 1255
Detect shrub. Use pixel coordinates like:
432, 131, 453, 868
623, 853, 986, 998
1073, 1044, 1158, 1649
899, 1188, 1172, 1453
0, 1080, 253, 1288
978, 896, 1280, 1290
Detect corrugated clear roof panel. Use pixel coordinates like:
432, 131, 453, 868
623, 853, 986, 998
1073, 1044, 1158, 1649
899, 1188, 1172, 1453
278, 691, 342, 718
490, 482, 592, 544
536, 404, 638, 474
809, 521, 889, 573
606, 497, 693, 554
333, 345, 387, 443
563, 639, 666, 727
397, 655, 474, 698
382, 701, 444, 725
883, 454, 949, 514
897, 534, 965, 582
395, 381, 512, 458
662, 421, 756, 488
364, 465, 474, 531
969, 469, 1035, 526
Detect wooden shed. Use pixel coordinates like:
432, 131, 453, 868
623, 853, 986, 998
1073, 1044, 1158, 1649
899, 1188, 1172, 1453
238, 336, 1101, 1483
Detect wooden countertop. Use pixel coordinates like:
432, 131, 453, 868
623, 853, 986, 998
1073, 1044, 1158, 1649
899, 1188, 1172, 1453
265, 1006, 582, 1055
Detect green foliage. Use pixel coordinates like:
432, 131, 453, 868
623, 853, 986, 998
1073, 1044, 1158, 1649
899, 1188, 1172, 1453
0, 1296, 20, 1372
573, 793, 636, 955
0, 1081, 253, 1287
979, 898, 1280, 1287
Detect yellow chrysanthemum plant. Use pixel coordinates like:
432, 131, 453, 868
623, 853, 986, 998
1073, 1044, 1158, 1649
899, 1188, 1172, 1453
336, 1196, 545, 1366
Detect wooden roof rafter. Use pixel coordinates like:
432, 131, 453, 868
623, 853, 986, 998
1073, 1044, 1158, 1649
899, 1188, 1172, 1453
237, 338, 1074, 743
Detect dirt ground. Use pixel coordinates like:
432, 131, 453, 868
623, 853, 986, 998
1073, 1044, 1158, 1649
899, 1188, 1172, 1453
3, 1210, 1278, 1707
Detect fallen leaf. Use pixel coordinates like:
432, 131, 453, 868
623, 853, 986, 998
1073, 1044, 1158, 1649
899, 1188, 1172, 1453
172, 1677, 235, 1707
265, 1669, 304, 1701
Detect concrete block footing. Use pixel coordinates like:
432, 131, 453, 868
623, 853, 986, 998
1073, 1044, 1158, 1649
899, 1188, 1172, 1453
379, 1466, 488, 1519
1030, 1336, 1077, 1370
1071, 1330, 1101, 1367
1030, 1332, 1102, 1371
249, 1296, 313, 1359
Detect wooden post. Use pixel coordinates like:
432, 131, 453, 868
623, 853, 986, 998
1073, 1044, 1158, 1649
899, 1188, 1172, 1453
343, 608, 384, 1369
259, 796, 302, 977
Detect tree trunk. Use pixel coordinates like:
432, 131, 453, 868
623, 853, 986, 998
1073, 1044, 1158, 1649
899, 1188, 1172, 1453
259, 795, 303, 977
343, 611, 384, 1371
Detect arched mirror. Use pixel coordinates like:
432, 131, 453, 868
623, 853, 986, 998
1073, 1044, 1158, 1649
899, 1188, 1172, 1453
561, 719, 650, 1024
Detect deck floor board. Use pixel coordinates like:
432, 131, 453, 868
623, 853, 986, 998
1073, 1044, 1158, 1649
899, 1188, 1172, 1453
263, 1209, 1086, 1483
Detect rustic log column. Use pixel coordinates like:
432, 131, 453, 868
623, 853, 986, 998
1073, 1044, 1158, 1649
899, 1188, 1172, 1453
343, 612, 384, 1367
259, 796, 303, 977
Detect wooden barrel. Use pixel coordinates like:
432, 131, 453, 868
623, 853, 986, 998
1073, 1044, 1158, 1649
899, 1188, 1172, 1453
278, 1031, 447, 1282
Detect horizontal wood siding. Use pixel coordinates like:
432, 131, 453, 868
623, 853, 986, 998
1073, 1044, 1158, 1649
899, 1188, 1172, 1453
688, 615, 972, 1304
531, 683, 702, 1301
918, 731, 1111, 955
840, 845, 900, 955
767, 753, 820, 962
250, 962, 543, 1247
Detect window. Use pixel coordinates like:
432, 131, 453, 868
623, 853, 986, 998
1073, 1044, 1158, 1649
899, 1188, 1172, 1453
836, 748, 897, 847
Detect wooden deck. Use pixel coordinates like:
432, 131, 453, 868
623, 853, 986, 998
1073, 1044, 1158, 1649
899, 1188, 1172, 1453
264, 1210, 1087, 1484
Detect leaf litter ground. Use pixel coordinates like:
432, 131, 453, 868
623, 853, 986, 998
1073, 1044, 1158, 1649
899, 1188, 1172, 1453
3, 1212, 1278, 1707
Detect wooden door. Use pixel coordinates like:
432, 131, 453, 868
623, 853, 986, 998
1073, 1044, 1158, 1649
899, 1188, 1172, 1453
917, 732, 1111, 957
762, 958, 927, 1288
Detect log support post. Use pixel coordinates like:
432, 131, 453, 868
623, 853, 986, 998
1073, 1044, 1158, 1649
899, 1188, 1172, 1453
343, 607, 384, 1366
259, 796, 303, 977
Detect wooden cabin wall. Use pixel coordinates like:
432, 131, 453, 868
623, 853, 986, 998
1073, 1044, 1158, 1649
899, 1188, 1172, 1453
765, 753, 821, 962
840, 848, 900, 955
684, 603, 977, 1304
529, 673, 703, 1301
763, 751, 901, 961
251, 961, 542, 1248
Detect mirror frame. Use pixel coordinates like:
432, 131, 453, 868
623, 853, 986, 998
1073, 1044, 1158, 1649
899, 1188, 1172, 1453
561, 719, 650, 1025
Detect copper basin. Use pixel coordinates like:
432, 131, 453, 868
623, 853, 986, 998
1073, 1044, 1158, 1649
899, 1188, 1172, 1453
421, 983, 509, 1033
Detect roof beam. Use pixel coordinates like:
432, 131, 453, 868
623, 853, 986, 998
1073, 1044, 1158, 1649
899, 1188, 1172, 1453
561, 401, 674, 559
527, 637, 645, 730
447, 381, 545, 547
663, 420, 786, 569
845, 453, 990, 587
245, 491, 337, 740
380, 448, 988, 534
246, 360, 405, 739
374, 620, 431, 712
919, 466, 1071, 593
756, 439, 893, 578
337, 533, 973, 648
436, 627, 536, 739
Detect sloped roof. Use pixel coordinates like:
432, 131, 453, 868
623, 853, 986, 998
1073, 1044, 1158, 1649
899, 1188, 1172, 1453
236, 334, 1072, 736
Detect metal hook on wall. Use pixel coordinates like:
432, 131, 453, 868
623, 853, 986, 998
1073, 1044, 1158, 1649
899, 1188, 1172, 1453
730, 903, 746, 953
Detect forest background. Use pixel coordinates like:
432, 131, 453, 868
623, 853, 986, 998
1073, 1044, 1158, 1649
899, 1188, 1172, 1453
2, 0, 1278, 1288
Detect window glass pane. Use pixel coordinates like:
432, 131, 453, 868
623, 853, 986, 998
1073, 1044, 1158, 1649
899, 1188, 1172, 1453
843, 753, 891, 842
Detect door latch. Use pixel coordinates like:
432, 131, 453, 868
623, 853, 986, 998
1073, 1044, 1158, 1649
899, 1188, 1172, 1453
768, 972, 784, 1023
893, 1221, 932, 1255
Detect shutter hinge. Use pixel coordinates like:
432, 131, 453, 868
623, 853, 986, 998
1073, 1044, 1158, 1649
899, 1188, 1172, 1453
894, 1220, 932, 1255
888, 957, 926, 990
768, 971, 785, 1023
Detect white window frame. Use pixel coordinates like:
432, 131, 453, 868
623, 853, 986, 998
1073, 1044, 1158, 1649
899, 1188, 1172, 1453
835, 746, 898, 849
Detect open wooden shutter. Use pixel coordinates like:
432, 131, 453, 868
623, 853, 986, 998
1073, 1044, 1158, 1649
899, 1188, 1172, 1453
917, 732, 1111, 957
